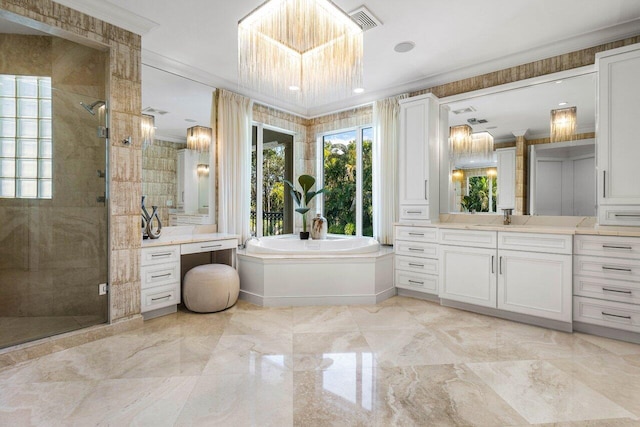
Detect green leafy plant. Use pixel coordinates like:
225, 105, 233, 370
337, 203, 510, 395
283, 174, 326, 233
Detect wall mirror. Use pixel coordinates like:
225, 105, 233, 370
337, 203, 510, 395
141, 64, 216, 226
439, 69, 596, 216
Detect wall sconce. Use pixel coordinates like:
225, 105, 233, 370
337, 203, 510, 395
197, 164, 210, 176
141, 114, 155, 149
187, 126, 212, 153
550, 106, 577, 143
452, 170, 464, 181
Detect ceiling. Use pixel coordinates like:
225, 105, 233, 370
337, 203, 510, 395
52, 0, 640, 118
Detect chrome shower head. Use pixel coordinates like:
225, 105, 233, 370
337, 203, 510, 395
80, 100, 106, 115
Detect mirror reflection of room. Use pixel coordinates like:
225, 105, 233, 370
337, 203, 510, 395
446, 72, 596, 216
141, 65, 216, 227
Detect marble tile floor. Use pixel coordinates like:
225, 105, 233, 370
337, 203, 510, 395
1, 297, 640, 426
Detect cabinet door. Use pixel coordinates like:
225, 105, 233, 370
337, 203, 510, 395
598, 47, 640, 210
439, 245, 496, 307
497, 250, 572, 322
399, 95, 439, 222
496, 148, 516, 210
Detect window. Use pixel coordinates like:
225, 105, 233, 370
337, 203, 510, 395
0, 75, 52, 199
319, 126, 373, 236
251, 124, 294, 237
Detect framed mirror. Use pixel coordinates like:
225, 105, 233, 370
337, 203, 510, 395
439, 68, 596, 216
141, 64, 216, 226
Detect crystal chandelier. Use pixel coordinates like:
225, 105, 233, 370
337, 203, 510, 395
450, 125, 494, 164
187, 126, 212, 153
141, 114, 155, 149
550, 106, 577, 143
238, 0, 363, 107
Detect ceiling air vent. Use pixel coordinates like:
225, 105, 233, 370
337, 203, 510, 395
349, 6, 382, 31
142, 107, 169, 115
467, 118, 488, 125
452, 107, 476, 115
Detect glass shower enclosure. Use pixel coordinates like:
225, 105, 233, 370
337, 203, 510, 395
0, 28, 109, 349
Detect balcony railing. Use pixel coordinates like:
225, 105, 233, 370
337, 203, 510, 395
250, 211, 284, 236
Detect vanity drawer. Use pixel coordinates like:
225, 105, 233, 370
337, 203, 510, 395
574, 275, 640, 305
395, 270, 438, 294
395, 255, 438, 275
499, 232, 572, 255
439, 229, 497, 249
574, 255, 640, 281
141, 245, 180, 266
141, 262, 180, 290
574, 235, 640, 260
574, 296, 640, 333
395, 241, 438, 259
599, 206, 640, 227
399, 204, 429, 221
395, 226, 438, 243
141, 283, 180, 313
181, 239, 237, 255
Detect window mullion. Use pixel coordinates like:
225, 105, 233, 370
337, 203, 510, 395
356, 127, 363, 237
256, 124, 264, 237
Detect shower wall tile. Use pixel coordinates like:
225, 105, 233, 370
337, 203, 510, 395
110, 214, 140, 251
110, 248, 140, 287
0, 34, 51, 75
111, 143, 142, 182
109, 77, 141, 115
110, 181, 141, 216
109, 280, 141, 320
110, 112, 142, 150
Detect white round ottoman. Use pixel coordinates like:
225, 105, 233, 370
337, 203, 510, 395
183, 264, 240, 313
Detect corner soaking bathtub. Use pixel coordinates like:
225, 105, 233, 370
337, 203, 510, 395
238, 235, 394, 307
245, 235, 380, 255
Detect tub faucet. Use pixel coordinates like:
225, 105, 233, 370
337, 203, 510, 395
242, 234, 259, 249
502, 208, 513, 225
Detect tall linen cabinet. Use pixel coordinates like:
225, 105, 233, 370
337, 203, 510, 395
395, 94, 440, 298
597, 43, 640, 226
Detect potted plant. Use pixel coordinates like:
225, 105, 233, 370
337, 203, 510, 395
284, 174, 325, 240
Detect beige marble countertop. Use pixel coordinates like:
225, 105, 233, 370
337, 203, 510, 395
396, 214, 640, 237
142, 226, 239, 248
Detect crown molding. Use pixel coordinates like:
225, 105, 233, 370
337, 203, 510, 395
53, 0, 159, 35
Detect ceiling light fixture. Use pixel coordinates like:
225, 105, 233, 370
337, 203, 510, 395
187, 125, 212, 153
353, 87, 365, 94
238, 0, 363, 107
550, 106, 577, 143
394, 41, 415, 53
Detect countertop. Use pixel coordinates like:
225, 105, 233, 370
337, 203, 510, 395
396, 215, 640, 237
141, 232, 239, 248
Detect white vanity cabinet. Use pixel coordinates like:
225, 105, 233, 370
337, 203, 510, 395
497, 232, 573, 322
574, 235, 640, 334
141, 245, 182, 314
439, 229, 497, 307
439, 229, 573, 323
597, 43, 640, 226
394, 225, 439, 296
398, 94, 439, 223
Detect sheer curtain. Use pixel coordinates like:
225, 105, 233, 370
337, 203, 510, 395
217, 89, 253, 243
373, 94, 408, 244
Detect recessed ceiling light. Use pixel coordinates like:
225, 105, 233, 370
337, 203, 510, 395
394, 41, 415, 53
185, 118, 197, 123
555, 80, 563, 84
558, 101, 568, 106
353, 87, 365, 94
288, 85, 300, 91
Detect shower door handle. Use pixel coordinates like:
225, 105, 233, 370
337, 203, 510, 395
96, 193, 106, 204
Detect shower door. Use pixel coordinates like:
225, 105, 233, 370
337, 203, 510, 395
0, 38, 109, 349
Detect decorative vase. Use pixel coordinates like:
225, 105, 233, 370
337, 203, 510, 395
141, 196, 149, 239
310, 213, 327, 240
146, 205, 162, 239
299, 231, 310, 240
